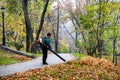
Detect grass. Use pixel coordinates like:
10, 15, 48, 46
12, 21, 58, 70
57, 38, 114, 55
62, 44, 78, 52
72, 53, 87, 59
102, 54, 113, 61
0, 52, 20, 65
0, 50, 42, 66
26, 52, 42, 57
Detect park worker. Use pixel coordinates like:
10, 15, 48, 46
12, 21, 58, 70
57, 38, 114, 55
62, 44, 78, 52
37, 33, 52, 65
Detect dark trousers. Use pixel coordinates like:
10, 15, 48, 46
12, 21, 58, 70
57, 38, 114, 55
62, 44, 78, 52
41, 47, 48, 63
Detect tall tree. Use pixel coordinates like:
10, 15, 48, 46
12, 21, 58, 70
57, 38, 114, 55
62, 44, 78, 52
31, 0, 50, 53
22, 0, 33, 52
97, 0, 102, 58
55, 0, 60, 52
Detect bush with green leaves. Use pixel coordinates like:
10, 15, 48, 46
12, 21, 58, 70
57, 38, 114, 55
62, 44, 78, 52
58, 44, 69, 53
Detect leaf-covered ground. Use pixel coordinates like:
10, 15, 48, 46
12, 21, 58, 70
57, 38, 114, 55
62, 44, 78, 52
0, 56, 120, 80
0, 51, 32, 65
8, 54, 32, 61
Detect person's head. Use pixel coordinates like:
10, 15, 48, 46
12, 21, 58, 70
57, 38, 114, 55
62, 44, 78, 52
47, 33, 51, 38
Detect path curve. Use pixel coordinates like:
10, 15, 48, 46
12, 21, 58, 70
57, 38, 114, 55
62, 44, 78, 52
0, 53, 76, 76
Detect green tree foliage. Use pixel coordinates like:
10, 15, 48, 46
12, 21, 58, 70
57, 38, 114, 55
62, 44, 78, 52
78, 1, 120, 56
0, 0, 49, 52
58, 40, 69, 53
6, 0, 22, 15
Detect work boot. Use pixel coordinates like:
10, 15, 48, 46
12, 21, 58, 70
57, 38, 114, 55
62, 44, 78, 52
43, 62, 48, 65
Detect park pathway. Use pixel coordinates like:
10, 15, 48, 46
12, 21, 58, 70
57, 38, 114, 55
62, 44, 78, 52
0, 53, 76, 76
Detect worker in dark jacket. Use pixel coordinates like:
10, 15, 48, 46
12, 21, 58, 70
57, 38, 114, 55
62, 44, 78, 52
41, 33, 52, 65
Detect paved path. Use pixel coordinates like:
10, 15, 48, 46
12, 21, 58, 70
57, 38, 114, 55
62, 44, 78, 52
0, 53, 76, 76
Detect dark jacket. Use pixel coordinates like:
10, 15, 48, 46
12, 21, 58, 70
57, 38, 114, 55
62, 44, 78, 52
43, 37, 51, 49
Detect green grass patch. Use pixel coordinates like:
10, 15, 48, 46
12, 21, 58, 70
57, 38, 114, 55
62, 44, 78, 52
102, 54, 112, 61
72, 53, 87, 59
0, 52, 20, 65
26, 52, 42, 57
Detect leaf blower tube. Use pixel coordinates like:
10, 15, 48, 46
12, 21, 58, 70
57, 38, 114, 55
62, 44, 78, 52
37, 39, 66, 62
40, 43, 66, 62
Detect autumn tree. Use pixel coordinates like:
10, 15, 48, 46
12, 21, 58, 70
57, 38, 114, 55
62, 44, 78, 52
0, 0, 25, 50
31, 0, 50, 53
22, 0, 33, 52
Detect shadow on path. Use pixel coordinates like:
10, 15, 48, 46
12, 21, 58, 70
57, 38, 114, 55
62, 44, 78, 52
0, 53, 76, 76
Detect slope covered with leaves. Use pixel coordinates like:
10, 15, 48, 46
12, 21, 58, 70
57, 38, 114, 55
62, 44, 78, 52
0, 51, 32, 65
0, 56, 120, 80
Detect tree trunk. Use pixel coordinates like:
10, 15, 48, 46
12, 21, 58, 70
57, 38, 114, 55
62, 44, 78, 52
113, 14, 119, 65
55, 0, 60, 53
97, 0, 102, 58
31, 0, 49, 53
113, 34, 116, 65
113, 25, 117, 65
70, 18, 78, 52
72, 15, 90, 54
22, 0, 33, 52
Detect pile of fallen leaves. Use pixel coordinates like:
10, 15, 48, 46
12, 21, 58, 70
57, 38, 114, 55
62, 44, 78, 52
8, 54, 32, 61
0, 56, 120, 80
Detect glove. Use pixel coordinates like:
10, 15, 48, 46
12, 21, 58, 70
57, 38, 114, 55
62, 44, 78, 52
36, 39, 40, 44
36, 38, 42, 44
